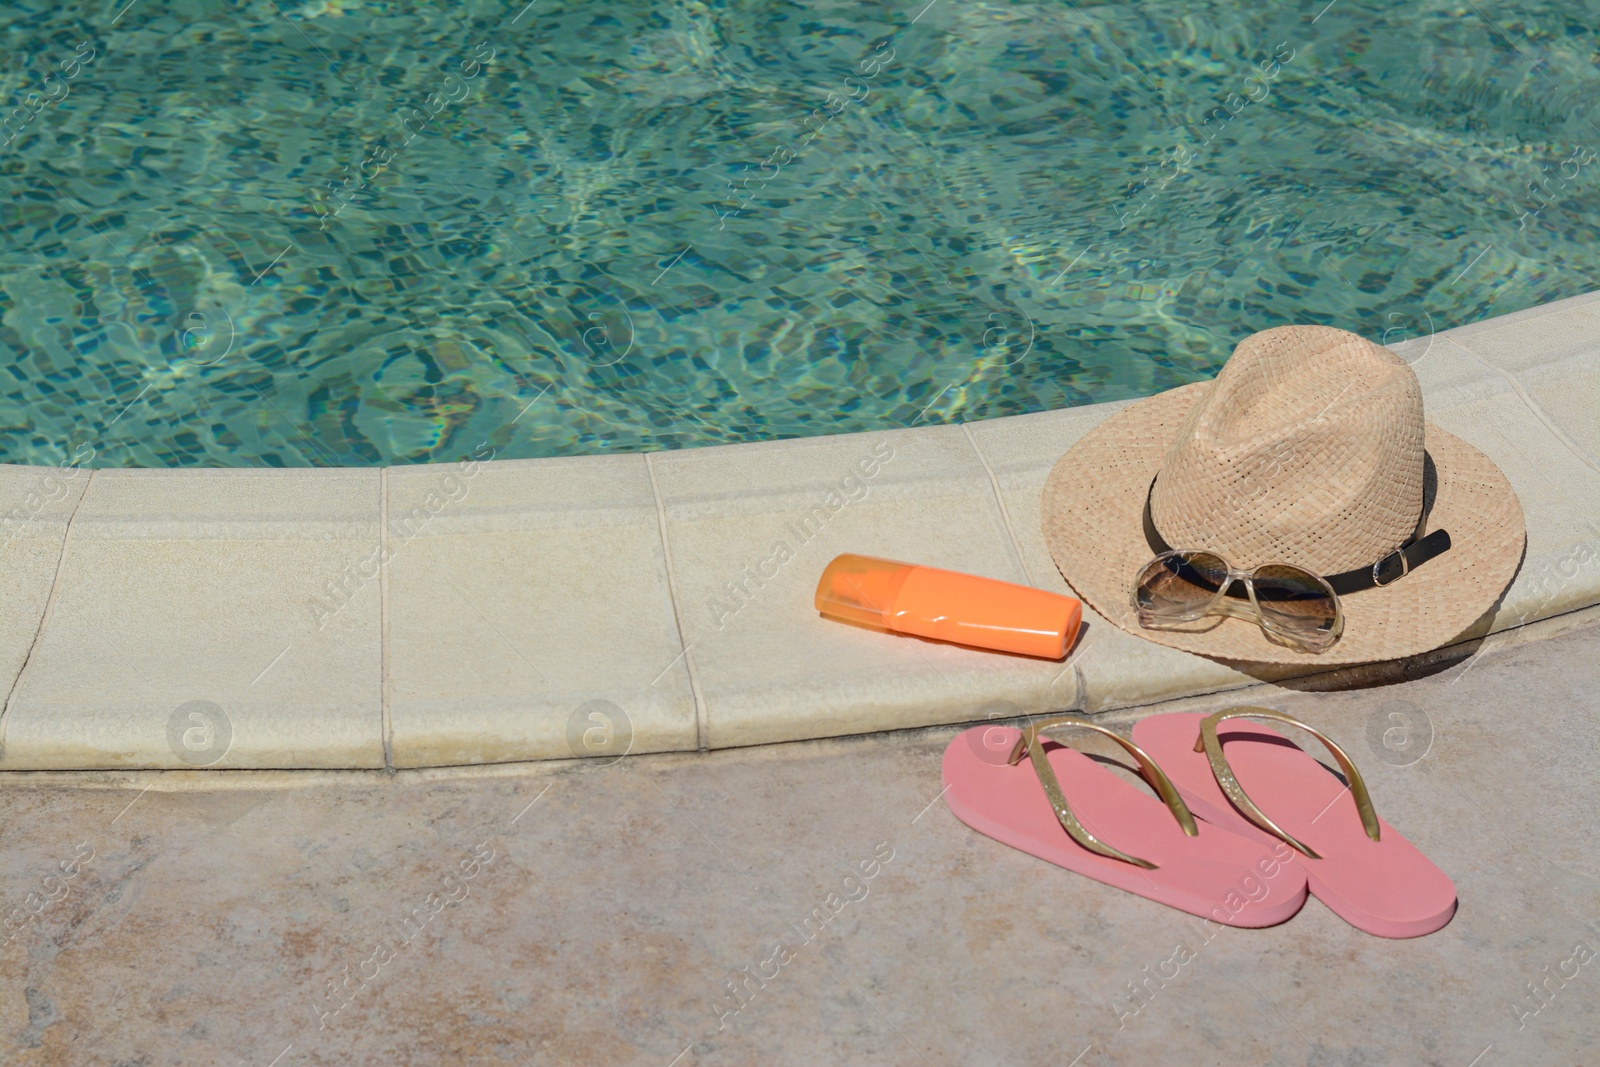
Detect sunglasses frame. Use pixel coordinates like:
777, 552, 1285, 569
1132, 550, 1345, 653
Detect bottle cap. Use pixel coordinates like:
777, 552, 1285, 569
814, 553, 913, 630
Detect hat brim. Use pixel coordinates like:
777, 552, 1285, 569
1041, 382, 1527, 666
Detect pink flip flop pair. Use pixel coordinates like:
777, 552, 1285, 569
943, 706, 1456, 938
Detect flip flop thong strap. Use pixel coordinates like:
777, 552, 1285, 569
1006, 716, 1198, 870
1193, 706, 1381, 860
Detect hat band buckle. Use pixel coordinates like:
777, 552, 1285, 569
1371, 549, 1410, 587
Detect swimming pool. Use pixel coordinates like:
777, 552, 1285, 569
1, 0, 1595, 468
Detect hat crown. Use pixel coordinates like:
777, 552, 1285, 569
1148, 325, 1426, 574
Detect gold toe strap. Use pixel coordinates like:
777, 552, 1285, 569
1193, 706, 1380, 859
1007, 716, 1198, 870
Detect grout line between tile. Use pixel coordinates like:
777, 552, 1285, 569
644, 452, 708, 749
0, 470, 95, 754
379, 467, 394, 772
960, 421, 1035, 585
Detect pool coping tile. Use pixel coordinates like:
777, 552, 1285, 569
383, 453, 696, 768
0, 468, 385, 770
647, 425, 1081, 748
0, 462, 93, 740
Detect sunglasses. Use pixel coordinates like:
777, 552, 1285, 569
1134, 551, 1344, 653
1134, 481, 1453, 654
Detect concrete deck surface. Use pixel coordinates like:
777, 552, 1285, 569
2, 617, 1596, 1066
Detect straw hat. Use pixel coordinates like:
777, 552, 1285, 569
1040, 325, 1525, 665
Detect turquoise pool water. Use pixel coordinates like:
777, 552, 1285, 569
1, 0, 1596, 467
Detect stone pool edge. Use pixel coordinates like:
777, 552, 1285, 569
0, 291, 1595, 771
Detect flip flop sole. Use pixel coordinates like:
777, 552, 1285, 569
943, 725, 1309, 927
1132, 713, 1457, 939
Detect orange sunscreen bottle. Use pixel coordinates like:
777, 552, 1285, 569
814, 553, 1082, 659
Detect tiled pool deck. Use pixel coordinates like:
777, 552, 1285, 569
0, 292, 1597, 770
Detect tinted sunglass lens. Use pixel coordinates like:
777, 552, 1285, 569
1251, 565, 1340, 649
1136, 552, 1231, 622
